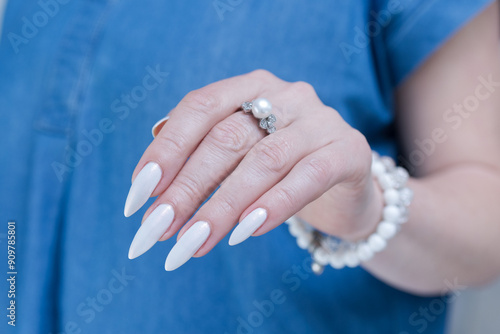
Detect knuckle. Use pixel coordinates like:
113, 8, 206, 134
248, 69, 281, 86
172, 174, 205, 204
303, 157, 333, 184
156, 131, 188, 157
253, 137, 291, 174
215, 195, 239, 217
183, 89, 221, 116
249, 69, 274, 80
289, 81, 315, 97
274, 186, 298, 211
208, 117, 253, 154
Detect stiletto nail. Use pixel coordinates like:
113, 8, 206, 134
128, 204, 175, 259
124, 162, 162, 217
164, 221, 211, 271
152, 116, 169, 138
229, 208, 267, 246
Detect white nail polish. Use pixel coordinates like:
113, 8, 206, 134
151, 116, 170, 138
164, 221, 210, 271
124, 162, 162, 217
128, 204, 175, 259
228, 208, 267, 246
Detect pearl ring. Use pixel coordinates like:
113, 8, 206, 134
240, 98, 277, 134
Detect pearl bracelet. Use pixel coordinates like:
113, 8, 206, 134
285, 152, 413, 275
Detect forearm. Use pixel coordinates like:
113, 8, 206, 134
363, 163, 500, 295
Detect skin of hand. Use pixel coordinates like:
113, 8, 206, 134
133, 69, 382, 257
131, 1, 500, 295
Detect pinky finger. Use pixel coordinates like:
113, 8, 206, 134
229, 145, 343, 246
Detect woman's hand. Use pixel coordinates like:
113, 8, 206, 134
124, 69, 382, 270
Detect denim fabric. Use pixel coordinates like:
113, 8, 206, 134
0, 0, 492, 333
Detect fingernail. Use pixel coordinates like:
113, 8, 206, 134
228, 208, 267, 246
124, 162, 162, 217
152, 116, 169, 138
164, 221, 211, 271
128, 204, 175, 259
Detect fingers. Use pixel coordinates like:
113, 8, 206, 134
124, 71, 287, 217
145, 112, 263, 245
163, 121, 333, 270
127, 90, 293, 258
208, 145, 341, 248
124, 73, 356, 272
245, 145, 343, 237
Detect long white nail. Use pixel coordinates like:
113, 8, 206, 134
164, 221, 211, 271
124, 162, 162, 217
128, 204, 175, 259
152, 116, 169, 138
229, 208, 267, 246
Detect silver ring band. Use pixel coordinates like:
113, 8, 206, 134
241, 98, 277, 134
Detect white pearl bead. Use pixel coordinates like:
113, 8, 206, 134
393, 167, 409, 188
383, 188, 400, 205
296, 233, 313, 249
368, 234, 387, 252
377, 221, 398, 240
378, 173, 394, 190
329, 253, 345, 269
342, 250, 361, 268
311, 262, 324, 275
371, 161, 385, 177
399, 187, 414, 206
251, 98, 273, 119
357, 243, 374, 261
383, 205, 401, 223
398, 207, 410, 224
288, 222, 306, 237
313, 247, 330, 266
380, 156, 396, 170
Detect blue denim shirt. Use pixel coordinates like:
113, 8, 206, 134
0, 0, 492, 333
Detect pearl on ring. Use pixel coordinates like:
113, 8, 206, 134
251, 98, 273, 119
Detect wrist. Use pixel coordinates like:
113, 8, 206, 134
286, 151, 414, 273
342, 177, 384, 242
